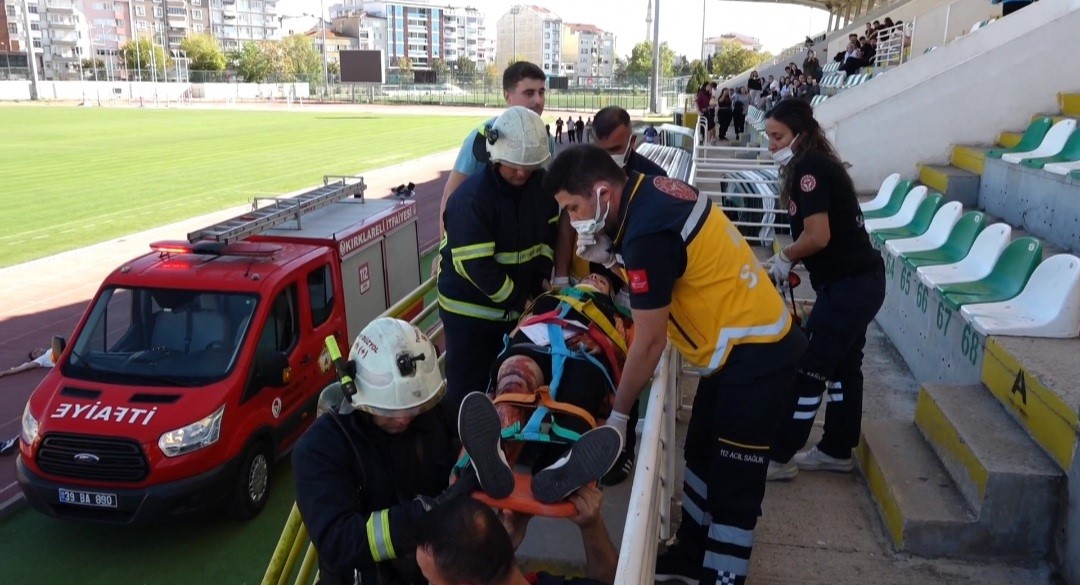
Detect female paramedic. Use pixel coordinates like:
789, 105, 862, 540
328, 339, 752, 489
762, 99, 886, 481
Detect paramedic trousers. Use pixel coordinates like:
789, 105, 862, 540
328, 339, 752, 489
770, 264, 886, 463
676, 361, 797, 585
440, 309, 515, 420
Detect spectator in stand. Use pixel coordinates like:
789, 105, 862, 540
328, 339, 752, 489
863, 37, 878, 65
780, 81, 793, 100
997, 0, 1035, 15
715, 87, 734, 142
747, 71, 764, 108
575, 116, 586, 143
806, 77, 821, 102
696, 83, 716, 143
555, 117, 565, 143
803, 49, 822, 82
731, 87, 749, 141
840, 41, 864, 75
788, 62, 802, 77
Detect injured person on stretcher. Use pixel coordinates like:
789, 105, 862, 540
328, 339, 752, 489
454, 272, 633, 515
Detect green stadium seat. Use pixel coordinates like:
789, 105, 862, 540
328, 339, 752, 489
937, 236, 1043, 310
862, 178, 914, 220
901, 211, 987, 268
871, 193, 946, 245
987, 117, 1053, 159
1022, 127, 1080, 169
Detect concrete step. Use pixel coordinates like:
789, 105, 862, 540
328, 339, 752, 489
950, 145, 989, 175
857, 419, 977, 557
998, 131, 1022, 149
981, 336, 1080, 473
915, 384, 1063, 557
1062, 92, 1080, 117
918, 163, 980, 207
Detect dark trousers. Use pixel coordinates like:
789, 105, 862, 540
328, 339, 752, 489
1003, 0, 1033, 14
770, 264, 886, 462
676, 363, 796, 585
440, 309, 515, 420
576, 127, 584, 142
716, 109, 733, 139
555, 128, 563, 143
733, 112, 746, 137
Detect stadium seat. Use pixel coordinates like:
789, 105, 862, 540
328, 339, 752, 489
822, 61, 841, 73
987, 117, 1053, 159
1044, 158, 1080, 176
862, 178, 915, 218
864, 185, 927, 232
843, 73, 873, 89
916, 223, 1011, 286
1001, 119, 1078, 164
871, 194, 947, 244
961, 254, 1080, 338
890, 210, 983, 258
860, 173, 901, 212
937, 237, 1043, 309
810, 95, 829, 107
878, 200, 961, 248
1021, 126, 1080, 169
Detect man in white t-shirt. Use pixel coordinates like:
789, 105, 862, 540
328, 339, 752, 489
0, 347, 55, 379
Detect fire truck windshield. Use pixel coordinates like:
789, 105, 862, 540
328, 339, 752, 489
63, 287, 259, 386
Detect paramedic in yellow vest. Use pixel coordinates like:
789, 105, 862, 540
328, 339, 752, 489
544, 144, 807, 585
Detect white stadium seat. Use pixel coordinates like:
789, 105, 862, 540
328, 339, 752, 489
1001, 119, 1078, 164
917, 223, 1012, 287
886, 201, 963, 255
864, 185, 927, 232
860, 173, 901, 212
1043, 159, 1080, 176
961, 254, 1080, 338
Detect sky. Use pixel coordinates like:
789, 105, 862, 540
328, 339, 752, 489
278, 0, 832, 58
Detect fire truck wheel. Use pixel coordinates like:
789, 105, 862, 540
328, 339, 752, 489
228, 439, 272, 520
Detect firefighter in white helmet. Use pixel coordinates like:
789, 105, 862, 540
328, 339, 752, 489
436, 105, 562, 418
293, 318, 484, 585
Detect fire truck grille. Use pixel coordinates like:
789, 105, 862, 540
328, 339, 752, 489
37, 434, 149, 482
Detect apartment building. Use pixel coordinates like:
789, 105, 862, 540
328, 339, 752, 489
3, 0, 49, 76
561, 22, 614, 86
494, 4, 564, 75
330, 9, 386, 52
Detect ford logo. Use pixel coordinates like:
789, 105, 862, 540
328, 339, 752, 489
73, 453, 100, 464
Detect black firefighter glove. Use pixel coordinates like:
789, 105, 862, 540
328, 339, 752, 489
382, 468, 482, 560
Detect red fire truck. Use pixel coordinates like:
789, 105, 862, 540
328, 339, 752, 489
16, 177, 422, 524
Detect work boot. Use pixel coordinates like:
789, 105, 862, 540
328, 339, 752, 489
531, 426, 621, 504
793, 446, 854, 473
765, 458, 798, 481
654, 544, 704, 585
458, 392, 515, 499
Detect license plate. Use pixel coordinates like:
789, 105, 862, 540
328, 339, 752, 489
58, 488, 117, 509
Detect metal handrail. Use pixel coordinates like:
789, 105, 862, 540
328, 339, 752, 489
614, 345, 678, 583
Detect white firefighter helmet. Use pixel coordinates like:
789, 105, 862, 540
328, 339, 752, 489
347, 318, 445, 417
486, 105, 551, 168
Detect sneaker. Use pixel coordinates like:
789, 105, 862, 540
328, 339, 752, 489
0, 436, 18, 457
654, 546, 702, 585
599, 449, 634, 486
793, 446, 854, 473
532, 426, 621, 504
458, 392, 515, 499
765, 459, 798, 481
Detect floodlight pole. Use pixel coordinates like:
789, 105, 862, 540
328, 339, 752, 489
21, 0, 39, 99
649, 0, 660, 114
320, 0, 328, 98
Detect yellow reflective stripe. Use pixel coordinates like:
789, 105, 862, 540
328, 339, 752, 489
706, 310, 791, 372
490, 276, 514, 303
450, 242, 496, 261
548, 212, 560, 224
365, 509, 395, 561
438, 293, 520, 321
554, 294, 628, 354
493, 243, 553, 265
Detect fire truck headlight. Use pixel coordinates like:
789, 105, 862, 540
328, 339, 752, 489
158, 405, 225, 458
20, 403, 39, 446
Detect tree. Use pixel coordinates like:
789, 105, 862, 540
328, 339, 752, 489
612, 56, 628, 84
277, 34, 322, 83
121, 38, 168, 75
483, 63, 500, 89
431, 57, 450, 82
395, 56, 412, 73
673, 55, 692, 77
710, 40, 773, 78
233, 41, 274, 83
685, 59, 710, 93
453, 56, 478, 83
180, 33, 226, 71
624, 41, 675, 81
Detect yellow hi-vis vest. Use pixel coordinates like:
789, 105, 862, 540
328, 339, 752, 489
615, 175, 791, 374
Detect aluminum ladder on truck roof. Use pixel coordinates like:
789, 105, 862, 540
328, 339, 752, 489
187, 176, 366, 244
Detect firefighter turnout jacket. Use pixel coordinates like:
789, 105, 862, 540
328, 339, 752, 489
438, 164, 560, 322
612, 173, 793, 375
292, 409, 458, 585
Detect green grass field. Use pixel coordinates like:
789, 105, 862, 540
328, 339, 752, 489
0, 107, 483, 267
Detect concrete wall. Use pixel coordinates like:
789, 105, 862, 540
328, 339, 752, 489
816, 0, 1080, 191
981, 158, 1080, 253
0, 81, 311, 102
909, 0, 1003, 54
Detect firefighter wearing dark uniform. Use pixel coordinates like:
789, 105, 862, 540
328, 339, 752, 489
292, 318, 470, 585
545, 145, 807, 585
438, 106, 559, 416
763, 99, 886, 480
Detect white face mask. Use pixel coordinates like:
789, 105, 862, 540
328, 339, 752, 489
571, 191, 610, 236
610, 136, 633, 168
771, 134, 800, 166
